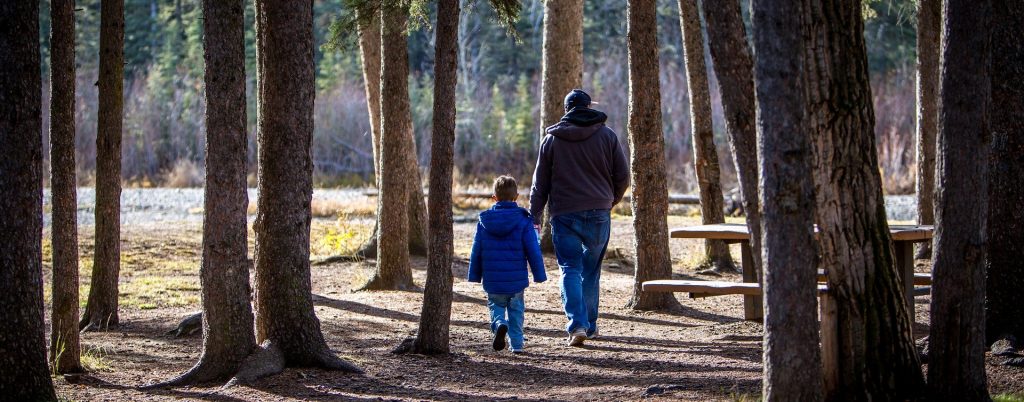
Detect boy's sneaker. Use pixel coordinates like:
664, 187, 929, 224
493, 324, 508, 351
587, 328, 600, 340
567, 328, 587, 347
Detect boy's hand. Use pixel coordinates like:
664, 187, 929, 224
533, 224, 541, 236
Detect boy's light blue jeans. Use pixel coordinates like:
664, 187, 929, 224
551, 209, 611, 336
487, 292, 525, 350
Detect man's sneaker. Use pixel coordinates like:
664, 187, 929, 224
567, 328, 587, 347
493, 324, 508, 351
587, 328, 600, 340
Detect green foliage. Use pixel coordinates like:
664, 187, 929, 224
995, 394, 1024, 402
36, 0, 920, 191
863, 0, 917, 72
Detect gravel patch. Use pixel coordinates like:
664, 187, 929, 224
42, 188, 918, 227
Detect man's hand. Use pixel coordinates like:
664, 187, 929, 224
534, 224, 541, 236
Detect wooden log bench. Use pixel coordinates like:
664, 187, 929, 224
642, 280, 828, 298
669, 223, 935, 321
642, 279, 931, 321
816, 270, 932, 286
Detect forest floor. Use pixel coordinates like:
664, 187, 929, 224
44, 209, 1024, 401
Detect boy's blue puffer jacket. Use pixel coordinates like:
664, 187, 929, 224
467, 201, 547, 294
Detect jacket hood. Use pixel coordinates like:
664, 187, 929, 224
546, 108, 608, 142
479, 201, 529, 237
562, 107, 608, 126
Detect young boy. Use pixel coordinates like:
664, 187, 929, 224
467, 175, 547, 353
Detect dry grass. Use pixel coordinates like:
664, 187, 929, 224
162, 159, 204, 188
80, 346, 113, 372
311, 215, 373, 257
246, 197, 378, 219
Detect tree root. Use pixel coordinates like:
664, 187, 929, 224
916, 336, 930, 363
224, 340, 287, 387
166, 312, 203, 337
625, 292, 683, 311
605, 248, 636, 269
139, 355, 239, 390
915, 243, 932, 260
354, 236, 379, 260
140, 339, 361, 393
990, 335, 1023, 366
355, 273, 415, 292
312, 255, 365, 266
310, 348, 364, 374
391, 337, 416, 354
694, 256, 739, 276
391, 336, 451, 356
79, 312, 118, 332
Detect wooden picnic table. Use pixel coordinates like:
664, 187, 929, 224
669, 223, 933, 320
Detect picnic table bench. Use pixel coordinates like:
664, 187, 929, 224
645, 223, 933, 320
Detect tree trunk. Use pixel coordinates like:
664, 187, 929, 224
678, 0, 734, 274
48, 0, 84, 375
151, 0, 256, 386
253, 0, 360, 372
355, 2, 428, 260
914, 0, 940, 260
358, 3, 383, 190
986, 0, 1024, 347
803, 1, 924, 399
625, 0, 678, 311
82, 0, 125, 331
354, 5, 384, 260
0, 1, 58, 397
365, 1, 415, 291
928, 0, 992, 399
701, 0, 763, 277
751, 0, 823, 400
410, 0, 460, 355
537, 0, 583, 253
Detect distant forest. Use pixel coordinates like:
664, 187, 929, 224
37, 0, 918, 192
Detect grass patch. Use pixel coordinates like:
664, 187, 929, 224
80, 347, 112, 372
119, 275, 201, 309
995, 394, 1024, 402
311, 216, 372, 257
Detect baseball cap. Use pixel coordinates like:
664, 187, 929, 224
564, 89, 599, 110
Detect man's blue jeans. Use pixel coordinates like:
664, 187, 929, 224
551, 209, 611, 336
487, 292, 525, 350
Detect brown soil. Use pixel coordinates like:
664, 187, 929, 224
48, 216, 1023, 401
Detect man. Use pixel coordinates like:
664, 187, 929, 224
530, 89, 630, 347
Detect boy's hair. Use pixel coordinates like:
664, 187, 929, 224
493, 175, 518, 201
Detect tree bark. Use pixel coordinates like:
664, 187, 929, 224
677, 0, 734, 274
914, 0, 940, 259
0, 0, 58, 398
48, 0, 84, 375
82, 0, 125, 331
751, 0, 823, 400
701, 0, 763, 277
538, 0, 583, 253
152, 0, 257, 386
928, 0, 992, 399
356, 3, 429, 261
358, 3, 383, 190
625, 0, 678, 311
986, 0, 1024, 347
410, 0, 460, 355
803, 0, 924, 399
253, 0, 360, 372
366, 1, 415, 291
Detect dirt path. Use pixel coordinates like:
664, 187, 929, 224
47, 216, 1022, 401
